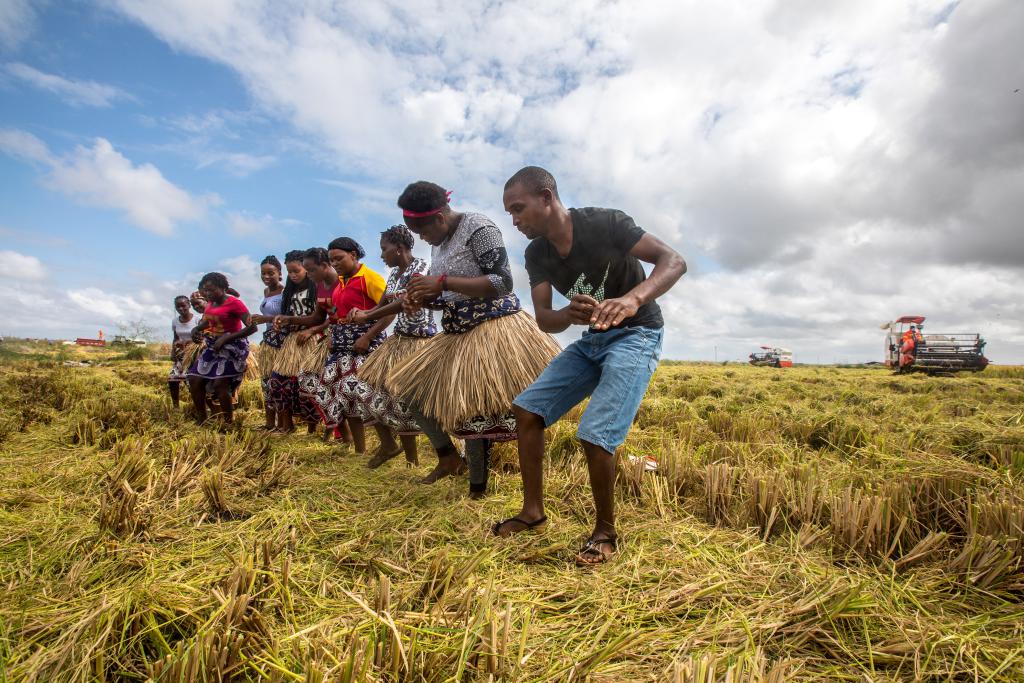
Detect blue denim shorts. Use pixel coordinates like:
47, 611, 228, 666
513, 325, 664, 454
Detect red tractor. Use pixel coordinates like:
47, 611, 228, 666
883, 315, 988, 374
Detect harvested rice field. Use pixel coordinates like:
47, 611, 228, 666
1, 344, 1023, 682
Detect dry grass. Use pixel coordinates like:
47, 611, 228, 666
1, 352, 1023, 681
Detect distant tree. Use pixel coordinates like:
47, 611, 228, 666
117, 318, 156, 341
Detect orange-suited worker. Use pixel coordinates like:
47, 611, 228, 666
899, 324, 921, 369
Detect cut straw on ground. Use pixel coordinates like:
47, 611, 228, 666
0, 344, 1022, 681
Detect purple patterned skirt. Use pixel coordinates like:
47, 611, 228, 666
186, 336, 249, 393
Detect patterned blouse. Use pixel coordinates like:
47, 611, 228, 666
425, 212, 520, 333
385, 257, 437, 338
427, 213, 514, 303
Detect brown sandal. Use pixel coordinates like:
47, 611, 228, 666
492, 515, 548, 537
574, 536, 617, 566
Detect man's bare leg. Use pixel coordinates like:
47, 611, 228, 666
494, 406, 547, 536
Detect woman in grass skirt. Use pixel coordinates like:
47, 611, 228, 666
250, 255, 285, 431
265, 250, 321, 434
319, 237, 404, 460
186, 272, 258, 425
274, 248, 343, 437
168, 295, 198, 408
350, 225, 437, 468
387, 181, 561, 498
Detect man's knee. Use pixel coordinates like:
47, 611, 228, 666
513, 404, 545, 431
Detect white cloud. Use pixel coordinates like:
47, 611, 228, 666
66, 287, 164, 324
197, 151, 276, 176
0, 130, 216, 236
0, 0, 35, 51
227, 212, 272, 238
1, 260, 263, 342
3, 62, 134, 107
105, 0, 1024, 362
0, 250, 44, 280
0, 127, 52, 163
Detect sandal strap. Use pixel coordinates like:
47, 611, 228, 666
492, 515, 547, 535
578, 537, 618, 556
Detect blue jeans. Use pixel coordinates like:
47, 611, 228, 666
513, 326, 663, 454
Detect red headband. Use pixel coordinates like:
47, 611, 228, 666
402, 190, 452, 218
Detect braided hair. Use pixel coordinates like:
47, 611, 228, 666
381, 224, 414, 251
261, 255, 282, 271
281, 250, 317, 317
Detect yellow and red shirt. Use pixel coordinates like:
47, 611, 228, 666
331, 263, 386, 321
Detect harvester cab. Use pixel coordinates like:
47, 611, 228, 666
749, 346, 793, 368
884, 316, 988, 374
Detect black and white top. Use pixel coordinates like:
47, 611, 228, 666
427, 213, 514, 304
386, 257, 437, 337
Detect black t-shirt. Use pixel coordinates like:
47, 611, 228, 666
524, 207, 663, 331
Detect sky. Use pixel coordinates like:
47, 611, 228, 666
0, 0, 1022, 363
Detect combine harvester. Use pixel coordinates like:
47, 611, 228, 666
883, 315, 988, 374
748, 346, 793, 368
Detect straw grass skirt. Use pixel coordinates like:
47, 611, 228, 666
387, 311, 561, 437
358, 334, 432, 388
255, 342, 278, 380
297, 334, 330, 426
268, 335, 323, 382
359, 334, 433, 435
181, 342, 202, 375
244, 352, 261, 382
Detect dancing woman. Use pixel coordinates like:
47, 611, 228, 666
265, 250, 321, 434
186, 272, 258, 425
351, 225, 437, 467
387, 181, 561, 498
250, 255, 285, 431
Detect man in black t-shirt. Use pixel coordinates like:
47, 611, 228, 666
494, 166, 686, 566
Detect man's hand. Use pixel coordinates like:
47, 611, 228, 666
212, 334, 229, 352
273, 315, 291, 330
191, 329, 203, 343
590, 294, 640, 331
406, 275, 442, 305
567, 294, 598, 326
353, 333, 371, 354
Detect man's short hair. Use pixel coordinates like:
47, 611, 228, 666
505, 166, 559, 199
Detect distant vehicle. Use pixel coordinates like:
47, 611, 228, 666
883, 315, 988, 374
111, 335, 147, 347
75, 338, 106, 347
749, 346, 793, 368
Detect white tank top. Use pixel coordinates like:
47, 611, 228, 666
172, 315, 198, 343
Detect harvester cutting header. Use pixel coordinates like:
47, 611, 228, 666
883, 316, 988, 374
749, 346, 793, 368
